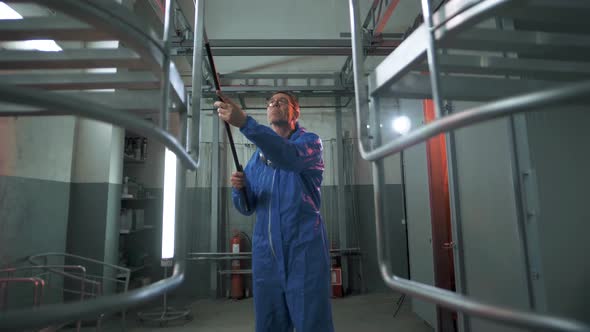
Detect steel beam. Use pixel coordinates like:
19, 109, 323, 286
0, 49, 144, 70
219, 73, 337, 80
173, 47, 394, 56
416, 54, 590, 81
1, 72, 159, 90
383, 73, 564, 101
335, 97, 349, 294
0, 90, 183, 114
444, 28, 590, 55
0, 16, 111, 41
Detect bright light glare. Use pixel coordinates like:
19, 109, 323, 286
161, 148, 177, 260
20, 40, 62, 52
392, 116, 411, 135
0, 2, 22, 19
0, 2, 62, 52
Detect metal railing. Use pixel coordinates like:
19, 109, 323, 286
348, 0, 590, 331
0, 0, 203, 330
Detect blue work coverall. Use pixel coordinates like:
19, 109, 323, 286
232, 116, 334, 332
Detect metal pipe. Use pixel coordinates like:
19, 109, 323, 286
0, 260, 185, 330
420, 0, 444, 118
0, 84, 197, 170
348, 0, 590, 330
190, 0, 205, 164
160, 0, 174, 130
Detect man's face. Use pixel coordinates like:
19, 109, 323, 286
266, 93, 292, 125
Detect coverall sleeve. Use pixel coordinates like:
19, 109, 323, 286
239, 116, 322, 173
231, 150, 257, 216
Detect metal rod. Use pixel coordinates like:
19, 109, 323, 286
160, 0, 173, 130
348, 0, 590, 330
420, 0, 444, 118
204, 31, 251, 211
190, 0, 205, 164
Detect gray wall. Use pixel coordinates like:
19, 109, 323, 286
453, 103, 531, 332
400, 99, 437, 328
67, 119, 124, 294
0, 116, 76, 308
525, 108, 590, 323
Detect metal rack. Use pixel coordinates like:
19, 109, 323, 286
0, 0, 202, 330
348, 0, 590, 331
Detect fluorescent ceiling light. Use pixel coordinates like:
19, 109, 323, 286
0, 2, 62, 52
161, 148, 177, 261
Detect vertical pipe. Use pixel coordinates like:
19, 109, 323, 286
210, 105, 220, 297
444, 103, 469, 332
160, 0, 174, 130
190, 0, 204, 162
335, 97, 349, 292
419, 0, 444, 118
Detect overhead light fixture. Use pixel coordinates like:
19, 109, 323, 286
392, 115, 411, 135
161, 148, 177, 265
0, 2, 62, 52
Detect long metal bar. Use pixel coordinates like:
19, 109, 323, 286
349, 0, 590, 330
202, 85, 351, 94
0, 84, 197, 170
335, 97, 349, 292
0, 49, 144, 69
204, 32, 250, 212
192, 47, 394, 56
442, 28, 590, 54
0, 90, 183, 114
1, 72, 159, 90
443, 102, 470, 331
219, 73, 337, 80
0, 261, 185, 330
160, 0, 173, 130
210, 88, 220, 297
382, 73, 563, 101
190, 0, 205, 163
0, 16, 110, 41
415, 54, 590, 81
420, 0, 444, 118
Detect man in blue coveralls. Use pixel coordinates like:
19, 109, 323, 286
214, 91, 334, 332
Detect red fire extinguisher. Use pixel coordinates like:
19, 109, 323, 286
231, 230, 244, 299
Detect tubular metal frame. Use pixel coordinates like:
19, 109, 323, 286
0, 0, 203, 330
349, 0, 590, 331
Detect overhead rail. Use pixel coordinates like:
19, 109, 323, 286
348, 0, 590, 331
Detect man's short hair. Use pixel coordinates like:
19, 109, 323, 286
274, 90, 300, 120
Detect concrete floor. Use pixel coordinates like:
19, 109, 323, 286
115, 292, 434, 332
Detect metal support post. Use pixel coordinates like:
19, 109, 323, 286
335, 97, 349, 293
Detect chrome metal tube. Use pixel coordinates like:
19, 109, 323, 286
349, 0, 590, 330
420, 0, 444, 118
190, 0, 205, 164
